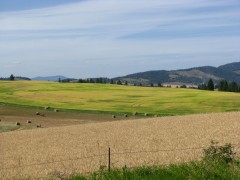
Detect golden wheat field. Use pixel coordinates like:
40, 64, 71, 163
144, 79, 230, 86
1, 112, 240, 179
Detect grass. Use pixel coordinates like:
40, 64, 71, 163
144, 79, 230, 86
0, 81, 240, 115
0, 122, 20, 132
69, 161, 240, 180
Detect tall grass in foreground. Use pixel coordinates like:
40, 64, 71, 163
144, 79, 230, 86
69, 142, 240, 180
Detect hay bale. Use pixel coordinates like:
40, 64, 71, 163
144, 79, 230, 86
0, 119, 1, 122
16, 122, 20, 126
36, 124, 41, 128
54, 109, 59, 112
144, 113, 148, 116
44, 106, 50, 110
132, 112, 137, 116
112, 115, 116, 118
27, 120, 31, 124
36, 112, 40, 115
124, 114, 128, 117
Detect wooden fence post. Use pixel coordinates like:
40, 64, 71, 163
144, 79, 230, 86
108, 147, 111, 172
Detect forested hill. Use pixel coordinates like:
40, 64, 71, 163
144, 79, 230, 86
113, 62, 240, 85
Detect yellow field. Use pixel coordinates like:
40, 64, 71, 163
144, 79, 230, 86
1, 112, 240, 179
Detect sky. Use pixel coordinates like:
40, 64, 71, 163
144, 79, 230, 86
0, 0, 240, 78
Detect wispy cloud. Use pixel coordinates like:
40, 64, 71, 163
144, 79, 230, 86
0, 0, 240, 77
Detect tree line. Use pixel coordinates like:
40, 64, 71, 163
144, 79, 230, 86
3, 74, 240, 93
198, 79, 240, 93
0, 74, 30, 81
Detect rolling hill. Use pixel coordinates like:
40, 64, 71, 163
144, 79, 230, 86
114, 62, 240, 85
0, 81, 240, 115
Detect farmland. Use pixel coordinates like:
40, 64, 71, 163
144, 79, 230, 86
1, 112, 240, 179
1, 81, 240, 179
1, 81, 240, 116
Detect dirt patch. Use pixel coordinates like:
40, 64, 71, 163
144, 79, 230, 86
0, 104, 138, 132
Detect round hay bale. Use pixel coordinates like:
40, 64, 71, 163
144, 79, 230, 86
36, 112, 40, 115
132, 112, 137, 116
36, 124, 41, 128
27, 120, 31, 124
54, 109, 59, 112
144, 113, 148, 116
124, 114, 128, 117
112, 115, 116, 118
16, 122, 20, 126
44, 106, 50, 110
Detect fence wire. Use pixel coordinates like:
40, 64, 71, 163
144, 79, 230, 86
1, 143, 239, 171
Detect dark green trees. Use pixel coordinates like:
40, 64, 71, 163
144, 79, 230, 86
207, 79, 214, 91
218, 80, 229, 91
229, 81, 239, 92
218, 79, 240, 92
198, 83, 208, 90
116, 80, 122, 85
10, 74, 15, 81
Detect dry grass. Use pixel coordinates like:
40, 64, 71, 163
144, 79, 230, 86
1, 112, 240, 179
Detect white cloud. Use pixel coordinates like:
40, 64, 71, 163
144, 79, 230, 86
0, 0, 240, 77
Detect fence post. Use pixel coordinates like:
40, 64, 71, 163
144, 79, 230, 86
108, 147, 111, 172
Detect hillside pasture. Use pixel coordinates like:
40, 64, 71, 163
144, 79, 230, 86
0, 112, 240, 179
0, 81, 240, 116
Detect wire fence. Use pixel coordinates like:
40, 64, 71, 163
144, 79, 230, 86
1, 143, 240, 171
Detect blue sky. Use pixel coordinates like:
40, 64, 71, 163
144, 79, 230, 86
0, 0, 240, 78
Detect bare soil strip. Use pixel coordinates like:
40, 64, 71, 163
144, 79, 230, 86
0, 105, 135, 132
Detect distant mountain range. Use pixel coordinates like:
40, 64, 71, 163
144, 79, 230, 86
32, 75, 68, 81
30, 62, 240, 85
114, 62, 240, 85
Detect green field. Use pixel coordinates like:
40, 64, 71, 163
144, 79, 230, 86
0, 81, 240, 116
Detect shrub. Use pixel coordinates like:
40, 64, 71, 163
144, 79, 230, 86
203, 140, 236, 164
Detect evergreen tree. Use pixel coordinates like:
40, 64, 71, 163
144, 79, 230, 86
78, 79, 84, 83
10, 74, 15, 81
223, 80, 229, 91
198, 83, 207, 90
110, 79, 114, 84
125, 81, 128, 86
157, 83, 162, 87
229, 81, 238, 92
90, 79, 95, 83
207, 79, 214, 91
218, 80, 228, 91
116, 80, 122, 85
99, 78, 103, 84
